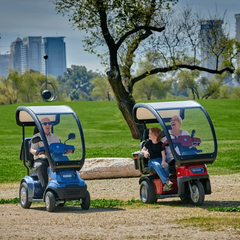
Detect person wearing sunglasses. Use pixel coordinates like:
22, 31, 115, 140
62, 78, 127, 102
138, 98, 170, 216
30, 117, 60, 188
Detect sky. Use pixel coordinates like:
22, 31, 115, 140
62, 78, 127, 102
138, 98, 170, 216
0, 0, 239, 73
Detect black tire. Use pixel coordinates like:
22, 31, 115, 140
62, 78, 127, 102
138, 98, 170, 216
140, 180, 156, 204
81, 190, 90, 210
45, 191, 56, 212
189, 180, 205, 206
19, 182, 32, 209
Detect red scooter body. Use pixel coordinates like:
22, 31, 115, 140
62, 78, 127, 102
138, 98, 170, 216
152, 163, 208, 195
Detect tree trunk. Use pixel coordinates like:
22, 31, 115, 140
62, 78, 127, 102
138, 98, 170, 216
107, 69, 141, 139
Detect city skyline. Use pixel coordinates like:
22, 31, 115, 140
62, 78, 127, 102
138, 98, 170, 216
6, 36, 67, 78
0, 0, 239, 74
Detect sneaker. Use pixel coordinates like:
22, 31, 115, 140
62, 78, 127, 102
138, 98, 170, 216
166, 180, 173, 188
163, 180, 173, 191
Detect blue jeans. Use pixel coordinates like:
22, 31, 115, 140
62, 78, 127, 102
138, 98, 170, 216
148, 158, 169, 183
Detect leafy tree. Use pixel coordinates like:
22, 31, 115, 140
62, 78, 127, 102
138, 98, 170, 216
219, 85, 230, 99
0, 70, 59, 104
0, 76, 17, 105
234, 68, 240, 84
70, 89, 80, 101
91, 76, 114, 101
7, 70, 22, 101
133, 76, 158, 100
58, 65, 100, 100
177, 70, 200, 99
230, 86, 240, 98
53, 0, 239, 138
133, 56, 172, 100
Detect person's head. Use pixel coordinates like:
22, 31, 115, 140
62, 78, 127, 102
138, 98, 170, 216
170, 115, 182, 130
41, 117, 52, 135
149, 127, 161, 142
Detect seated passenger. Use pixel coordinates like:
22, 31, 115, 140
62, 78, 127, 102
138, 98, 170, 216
140, 127, 173, 191
30, 118, 60, 188
169, 115, 189, 139
163, 115, 190, 160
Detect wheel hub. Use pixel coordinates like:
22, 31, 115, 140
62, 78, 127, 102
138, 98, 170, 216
191, 185, 199, 203
21, 188, 27, 205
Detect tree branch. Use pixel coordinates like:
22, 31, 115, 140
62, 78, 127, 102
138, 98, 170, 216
116, 26, 165, 50
131, 65, 234, 85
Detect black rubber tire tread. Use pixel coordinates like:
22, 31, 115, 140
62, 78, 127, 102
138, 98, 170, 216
81, 190, 91, 210
190, 180, 205, 206
19, 182, 32, 209
45, 191, 56, 212
140, 180, 156, 204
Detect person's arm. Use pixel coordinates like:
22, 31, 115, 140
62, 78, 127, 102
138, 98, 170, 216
30, 138, 38, 156
30, 134, 43, 156
140, 147, 150, 158
30, 148, 37, 156
161, 149, 168, 167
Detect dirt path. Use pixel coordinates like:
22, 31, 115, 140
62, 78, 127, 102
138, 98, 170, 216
0, 174, 240, 240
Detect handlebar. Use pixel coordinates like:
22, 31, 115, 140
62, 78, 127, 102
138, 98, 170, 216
35, 143, 75, 156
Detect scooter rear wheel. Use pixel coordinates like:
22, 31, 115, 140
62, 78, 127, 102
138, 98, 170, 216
81, 190, 90, 210
45, 191, 56, 212
189, 180, 205, 206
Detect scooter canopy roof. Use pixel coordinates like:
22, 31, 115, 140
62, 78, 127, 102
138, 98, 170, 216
16, 105, 74, 126
133, 100, 201, 124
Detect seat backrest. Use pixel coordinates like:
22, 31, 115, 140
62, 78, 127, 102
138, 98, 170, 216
139, 128, 149, 150
19, 137, 34, 168
33, 126, 39, 135
142, 129, 149, 141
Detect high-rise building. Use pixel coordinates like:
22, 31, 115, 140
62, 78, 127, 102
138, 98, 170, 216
21, 36, 42, 73
0, 53, 10, 77
9, 37, 22, 73
235, 13, 240, 68
42, 37, 66, 78
199, 20, 224, 78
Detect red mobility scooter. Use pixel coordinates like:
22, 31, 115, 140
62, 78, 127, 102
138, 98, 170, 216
132, 101, 217, 206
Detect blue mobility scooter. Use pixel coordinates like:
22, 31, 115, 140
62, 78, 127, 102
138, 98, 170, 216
16, 105, 90, 212
132, 101, 217, 206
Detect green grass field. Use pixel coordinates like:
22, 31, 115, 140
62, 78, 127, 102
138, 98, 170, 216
0, 99, 240, 183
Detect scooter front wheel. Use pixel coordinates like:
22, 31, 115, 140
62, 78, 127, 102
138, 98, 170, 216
140, 180, 156, 204
189, 180, 205, 206
19, 182, 32, 209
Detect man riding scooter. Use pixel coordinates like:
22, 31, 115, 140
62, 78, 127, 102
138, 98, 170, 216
30, 117, 60, 189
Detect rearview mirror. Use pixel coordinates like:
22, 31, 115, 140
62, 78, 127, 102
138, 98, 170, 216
68, 133, 76, 140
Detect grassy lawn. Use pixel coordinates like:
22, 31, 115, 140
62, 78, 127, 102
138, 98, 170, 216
0, 99, 240, 183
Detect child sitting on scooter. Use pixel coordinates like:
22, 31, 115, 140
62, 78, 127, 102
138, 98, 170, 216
140, 127, 173, 191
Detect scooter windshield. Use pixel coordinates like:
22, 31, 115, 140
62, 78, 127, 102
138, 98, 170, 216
160, 107, 215, 157
35, 113, 84, 163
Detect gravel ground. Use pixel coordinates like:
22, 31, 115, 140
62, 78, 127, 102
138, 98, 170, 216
0, 174, 240, 240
